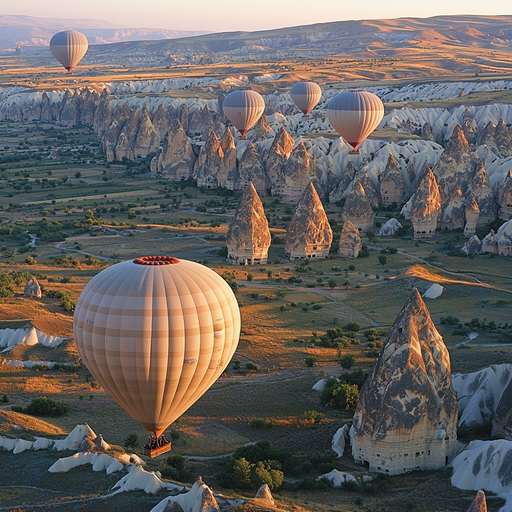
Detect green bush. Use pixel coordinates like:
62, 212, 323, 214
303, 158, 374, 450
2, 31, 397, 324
15, 396, 69, 417
342, 480, 360, 492
344, 322, 361, 332
250, 418, 274, 429
312, 304, 323, 310
246, 362, 259, 371
160, 466, 180, 480
124, 433, 139, 449
167, 454, 185, 470
302, 410, 323, 424
0, 394, 9, 403
305, 356, 316, 367
320, 379, 360, 410
339, 354, 356, 369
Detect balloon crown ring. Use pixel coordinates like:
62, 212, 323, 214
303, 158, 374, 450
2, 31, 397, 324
133, 256, 180, 266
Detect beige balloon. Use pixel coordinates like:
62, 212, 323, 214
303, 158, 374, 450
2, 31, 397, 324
73, 256, 241, 436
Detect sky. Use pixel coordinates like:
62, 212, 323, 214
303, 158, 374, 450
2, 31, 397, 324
3, 0, 512, 32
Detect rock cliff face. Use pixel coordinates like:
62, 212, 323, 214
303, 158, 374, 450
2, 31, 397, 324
338, 221, 362, 258
133, 105, 160, 158
217, 129, 238, 189
355, 170, 380, 209
379, 154, 404, 206
494, 119, 512, 156
422, 123, 434, 142
476, 120, 496, 148
497, 170, 512, 220
237, 143, 268, 197
193, 131, 224, 188
265, 126, 295, 185
151, 104, 169, 136
93, 88, 112, 137
23, 277, 41, 299
151, 119, 196, 179
251, 112, 272, 142
467, 161, 497, 226
461, 235, 482, 255
272, 142, 316, 203
226, 183, 271, 265
102, 102, 132, 162
329, 161, 356, 203
464, 196, 480, 236
351, 289, 458, 475
404, 166, 442, 238
343, 181, 375, 233
285, 182, 333, 260
377, 218, 403, 236
462, 120, 476, 145
440, 186, 465, 231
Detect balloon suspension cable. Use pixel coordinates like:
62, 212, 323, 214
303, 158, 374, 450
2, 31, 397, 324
144, 434, 171, 457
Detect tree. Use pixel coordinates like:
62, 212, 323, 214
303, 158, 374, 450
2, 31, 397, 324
328, 279, 337, 289
74, 172, 81, 179
305, 356, 316, 367
378, 255, 387, 266
367, 230, 375, 241
246, 272, 254, 282
25, 256, 36, 265
124, 433, 139, 449
233, 458, 253, 489
339, 354, 356, 369
329, 383, 359, 409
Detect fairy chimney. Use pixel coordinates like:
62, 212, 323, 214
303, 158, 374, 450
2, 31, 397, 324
379, 154, 404, 206
338, 221, 362, 258
343, 182, 375, 233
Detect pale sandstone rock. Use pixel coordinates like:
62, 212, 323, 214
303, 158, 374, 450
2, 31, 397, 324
23, 277, 41, 299
422, 123, 434, 142
114, 109, 140, 161
440, 187, 465, 231
343, 181, 375, 233
464, 196, 480, 237
251, 112, 272, 142
482, 220, 512, 255
265, 126, 295, 185
193, 130, 224, 188
494, 119, 512, 156
492, 378, 512, 439
255, 484, 274, 504
217, 129, 237, 189
462, 120, 476, 145
355, 170, 380, 209
47, 147, 60, 160
329, 161, 357, 203
133, 106, 160, 158
461, 235, 482, 255
467, 161, 497, 227
466, 491, 487, 512
151, 104, 169, 137
338, 220, 362, 258
237, 143, 268, 197
379, 154, 404, 206
351, 289, 458, 475
476, 120, 496, 148
93, 88, 112, 137
285, 182, 333, 260
226, 183, 271, 265
376, 218, 403, 236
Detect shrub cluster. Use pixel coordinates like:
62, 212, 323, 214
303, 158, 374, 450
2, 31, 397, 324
11, 396, 69, 417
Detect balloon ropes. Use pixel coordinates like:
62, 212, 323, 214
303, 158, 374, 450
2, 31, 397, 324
73, 256, 241, 457
290, 81, 322, 117
326, 90, 384, 155
50, 30, 88, 74
223, 89, 265, 140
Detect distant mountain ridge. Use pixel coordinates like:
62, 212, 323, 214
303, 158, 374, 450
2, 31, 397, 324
0, 14, 211, 50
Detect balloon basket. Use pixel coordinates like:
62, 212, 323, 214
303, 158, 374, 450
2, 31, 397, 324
144, 435, 171, 457
348, 150, 361, 155
302, 114, 310, 118
237, 136, 247, 140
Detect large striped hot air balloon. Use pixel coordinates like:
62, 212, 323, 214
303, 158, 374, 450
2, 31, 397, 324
223, 89, 265, 140
290, 81, 322, 117
327, 90, 384, 155
73, 256, 240, 457
50, 30, 88, 74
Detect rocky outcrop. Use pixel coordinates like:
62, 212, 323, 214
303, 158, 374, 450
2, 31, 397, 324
133, 106, 160, 158
462, 120, 476, 145
422, 123, 434, 142
461, 235, 482, 255
226, 183, 271, 265
482, 220, 512, 255
440, 187, 465, 231
237, 143, 268, 197
78, 89, 100, 126
114, 108, 140, 161
377, 218, 402, 236
47, 147, 59, 160
93, 88, 112, 137
404, 166, 441, 239
60, 90, 80, 127
497, 170, 512, 220
329, 161, 356, 203
476, 120, 496, 148
193, 131, 224, 188
464, 196, 480, 236
379, 154, 404, 206
351, 289, 458, 475
466, 491, 487, 512
255, 484, 274, 504
343, 182, 375, 233
338, 221, 362, 258
217, 129, 237, 189
494, 119, 512, 156
23, 277, 41, 299
102, 102, 132, 162
355, 170, 380, 209
151, 104, 169, 137
285, 182, 333, 260
251, 112, 272, 142
467, 162, 497, 227
265, 126, 294, 185
151, 120, 195, 180
272, 142, 316, 203
492, 378, 512, 439
41, 92, 51, 123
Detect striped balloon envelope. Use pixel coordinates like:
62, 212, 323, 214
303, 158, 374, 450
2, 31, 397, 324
73, 256, 240, 452
50, 30, 88, 73
327, 90, 384, 154
223, 89, 265, 139
290, 81, 322, 117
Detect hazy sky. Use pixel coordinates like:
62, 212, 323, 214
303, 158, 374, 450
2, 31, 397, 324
4, 0, 512, 31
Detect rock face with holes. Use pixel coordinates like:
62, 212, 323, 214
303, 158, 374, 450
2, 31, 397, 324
351, 289, 458, 475
379, 154, 404, 206
338, 221, 362, 258
497, 170, 512, 220
482, 219, 512, 255
403, 166, 442, 239
285, 182, 333, 260
226, 183, 271, 265
343, 181, 376, 233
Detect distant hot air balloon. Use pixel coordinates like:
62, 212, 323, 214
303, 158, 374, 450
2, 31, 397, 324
327, 90, 384, 155
50, 30, 88, 74
73, 256, 241, 457
223, 89, 265, 140
290, 81, 322, 117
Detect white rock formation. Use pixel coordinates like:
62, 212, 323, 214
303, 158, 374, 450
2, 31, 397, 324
482, 219, 512, 255
332, 424, 351, 457
113, 465, 183, 495
150, 477, 218, 512
23, 277, 41, 298
318, 469, 357, 487
423, 283, 444, 299
376, 218, 402, 236
461, 235, 482, 255
452, 364, 512, 427
48, 452, 124, 474
255, 484, 274, 504
0, 327, 69, 352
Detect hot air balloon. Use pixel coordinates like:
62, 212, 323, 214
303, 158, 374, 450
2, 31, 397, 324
327, 90, 384, 155
50, 30, 88, 74
73, 256, 240, 457
290, 81, 322, 117
223, 89, 265, 140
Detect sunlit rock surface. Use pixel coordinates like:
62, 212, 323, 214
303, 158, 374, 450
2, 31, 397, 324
338, 220, 362, 258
